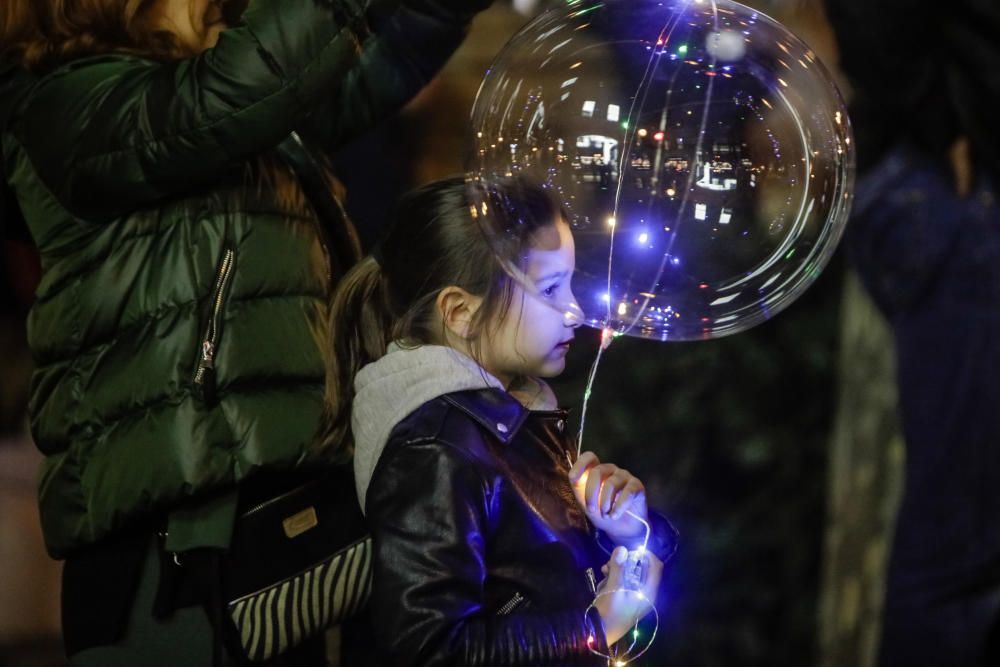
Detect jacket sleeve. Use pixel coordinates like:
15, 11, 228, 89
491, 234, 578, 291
595, 510, 679, 564
295, 0, 480, 152
846, 148, 964, 319
12, 0, 370, 221
365, 437, 609, 667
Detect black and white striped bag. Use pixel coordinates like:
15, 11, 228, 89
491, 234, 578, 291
223, 467, 371, 663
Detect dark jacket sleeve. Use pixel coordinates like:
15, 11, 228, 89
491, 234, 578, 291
846, 147, 965, 319
365, 437, 608, 667
295, 0, 479, 152
595, 510, 679, 564
12, 0, 475, 222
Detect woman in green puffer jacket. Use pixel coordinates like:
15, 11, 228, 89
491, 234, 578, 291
0, 0, 488, 662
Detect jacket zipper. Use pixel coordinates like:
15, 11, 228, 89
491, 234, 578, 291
497, 591, 526, 616
194, 248, 236, 403
585, 567, 598, 595
240, 481, 315, 518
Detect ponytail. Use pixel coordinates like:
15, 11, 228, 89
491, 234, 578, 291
317, 176, 566, 461
318, 256, 392, 460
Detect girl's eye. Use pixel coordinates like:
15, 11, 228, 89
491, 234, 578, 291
542, 284, 559, 297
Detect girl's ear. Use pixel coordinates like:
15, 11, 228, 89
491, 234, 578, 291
436, 286, 483, 340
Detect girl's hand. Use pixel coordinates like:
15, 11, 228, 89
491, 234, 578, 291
594, 546, 663, 645
568, 451, 649, 545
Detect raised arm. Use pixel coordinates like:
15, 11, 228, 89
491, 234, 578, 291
294, 0, 489, 152
8, 0, 372, 221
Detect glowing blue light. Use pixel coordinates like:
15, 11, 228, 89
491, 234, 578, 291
637, 232, 649, 245
600, 293, 611, 303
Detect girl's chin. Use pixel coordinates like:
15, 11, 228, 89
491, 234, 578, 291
536, 357, 567, 378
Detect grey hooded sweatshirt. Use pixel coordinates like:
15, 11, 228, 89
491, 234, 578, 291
351, 343, 557, 514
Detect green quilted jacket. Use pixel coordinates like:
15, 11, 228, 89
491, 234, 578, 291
1, 0, 473, 558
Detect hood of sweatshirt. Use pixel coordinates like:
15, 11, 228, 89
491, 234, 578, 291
351, 343, 557, 513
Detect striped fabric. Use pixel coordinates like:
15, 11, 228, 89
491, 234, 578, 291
227, 536, 373, 662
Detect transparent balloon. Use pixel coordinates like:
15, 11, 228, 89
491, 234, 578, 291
467, 0, 854, 341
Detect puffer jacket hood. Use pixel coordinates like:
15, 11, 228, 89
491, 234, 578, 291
351, 343, 556, 513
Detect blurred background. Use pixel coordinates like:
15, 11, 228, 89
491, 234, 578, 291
0, 0, 901, 664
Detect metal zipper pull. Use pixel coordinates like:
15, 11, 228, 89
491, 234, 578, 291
585, 567, 598, 595
194, 249, 235, 405
194, 340, 217, 403
196, 340, 215, 374
497, 591, 526, 616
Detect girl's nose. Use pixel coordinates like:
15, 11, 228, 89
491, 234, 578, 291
564, 295, 583, 328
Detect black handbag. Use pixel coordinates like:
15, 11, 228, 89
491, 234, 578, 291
220, 134, 369, 663
222, 465, 372, 663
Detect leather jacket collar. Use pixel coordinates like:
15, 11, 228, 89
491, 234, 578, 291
441, 387, 550, 445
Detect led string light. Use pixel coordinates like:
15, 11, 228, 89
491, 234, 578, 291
563, 3, 723, 662
575, 326, 619, 458
584, 510, 660, 666
578, 0, 706, 452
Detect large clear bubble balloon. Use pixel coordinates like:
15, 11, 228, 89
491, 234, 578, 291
467, 0, 854, 340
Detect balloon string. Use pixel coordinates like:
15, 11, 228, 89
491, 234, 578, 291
576, 328, 615, 459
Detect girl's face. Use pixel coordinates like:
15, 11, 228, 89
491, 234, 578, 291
479, 219, 581, 386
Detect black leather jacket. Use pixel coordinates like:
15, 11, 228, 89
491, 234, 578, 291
364, 388, 678, 666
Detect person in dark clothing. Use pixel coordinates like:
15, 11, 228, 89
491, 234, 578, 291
825, 1, 1000, 664
319, 177, 679, 665
0, 0, 488, 662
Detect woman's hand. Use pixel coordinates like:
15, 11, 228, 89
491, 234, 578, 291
594, 546, 663, 645
568, 451, 649, 546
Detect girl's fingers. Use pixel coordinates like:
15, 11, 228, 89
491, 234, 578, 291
568, 451, 599, 484
606, 546, 627, 587
599, 469, 631, 515
584, 464, 616, 513
643, 553, 664, 597
610, 479, 645, 519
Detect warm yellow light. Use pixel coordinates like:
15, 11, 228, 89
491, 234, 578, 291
637, 128, 648, 138
607, 216, 617, 228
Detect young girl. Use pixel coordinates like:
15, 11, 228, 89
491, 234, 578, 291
322, 176, 678, 665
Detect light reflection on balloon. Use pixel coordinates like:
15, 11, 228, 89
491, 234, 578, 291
467, 0, 854, 341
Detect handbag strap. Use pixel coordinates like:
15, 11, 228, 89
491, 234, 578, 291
276, 133, 362, 284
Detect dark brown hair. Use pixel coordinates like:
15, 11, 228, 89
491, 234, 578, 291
0, 0, 245, 72
318, 176, 564, 459
0, 0, 310, 214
